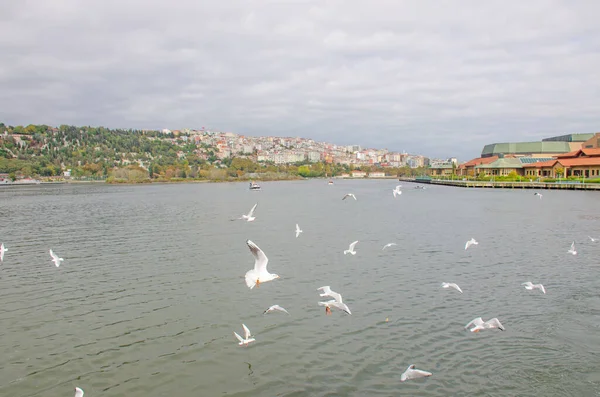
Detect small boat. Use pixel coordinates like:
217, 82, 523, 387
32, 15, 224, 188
249, 182, 261, 191
328, 180, 334, 185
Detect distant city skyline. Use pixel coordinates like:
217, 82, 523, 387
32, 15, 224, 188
1, 1, 599, 160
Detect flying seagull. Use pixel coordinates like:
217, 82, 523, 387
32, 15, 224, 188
344, 240, 359, 255
465, 317, 505, 332
400, 364, 432, 382
441, 282, 463, 293
240, 203, 258, 222
318, 299, 352, 315
263, 305, 290, 315
295, 224, 303, 238
234, 324, 255, 346
522, 281, 546, 294
534, 192, 543, 199
342, 193, 357, 201
382, 243, 397, 250
567, 241, 577, 255
465, 238, 478, 251
245, 240, 279, 289
588, 236, 598, 242
0, 243, 6, 262
74, 387, 84, 397
49, 249, 64, 267
317, 286, 351, 315
393, 186, 402, 197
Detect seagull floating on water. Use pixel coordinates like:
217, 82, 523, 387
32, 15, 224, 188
240, 203, 258, 222
295, 224, 303, 238
49, 249, 63, 267
588, 236, 598, 242
0, 243, 6, 262
465, 238, 478, 251
344, 241, 359, 255
382, 243, 397, 250
465, 317, 505, 332
317, 286, 351, 315
441, 282, 463, 293
393, 186, 402, 197
400, 364, 432, 382
522, 281, 546, 294
567, 241, 577, 255
263, 305, 290, 315
245, 240, 279, 289
234, 324, 255, 346
74, 387, 84, 397
342, 193, 357, 201
534, 192, 543, 199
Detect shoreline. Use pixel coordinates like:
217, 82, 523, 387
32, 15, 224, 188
1, 175, 410, 188
399, 177, 600, 191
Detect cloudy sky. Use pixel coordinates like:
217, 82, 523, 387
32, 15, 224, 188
1, 0, 599, 159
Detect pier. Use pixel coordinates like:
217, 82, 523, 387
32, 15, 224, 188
398, 177, 600, 191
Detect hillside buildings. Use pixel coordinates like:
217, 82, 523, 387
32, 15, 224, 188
183, 129, 428, 168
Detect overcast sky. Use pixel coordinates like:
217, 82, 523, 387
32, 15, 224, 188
1, 1, 599, 159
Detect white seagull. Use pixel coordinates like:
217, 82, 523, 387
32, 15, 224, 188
588, 236, 598, 242
49, 249, 64, 267
393, 186, 402, 197
234, 324, 255, 346
244, 240, 279, 289
465, 238, 478, 251
263, 305, 290, 315
295, 224, 303, 238
240, 203, 258, 222
465, 317, 505, 332
342, 193, 357, 201
382, 243, 397, 251
567, 241, 577, 255
317, 286, 351, 315
400, 364, 432, 382
0, 243, 7, 262
318, 300, 352, 315
522, 281, 546, 294
441, 282, 463, 293
344, 240, 359, 255
534, 192, 543, 199
74, 387, 84, 397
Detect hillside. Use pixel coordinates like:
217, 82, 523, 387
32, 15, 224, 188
0, 123, 426, 182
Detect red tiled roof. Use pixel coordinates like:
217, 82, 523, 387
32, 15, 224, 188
582, 148, 600, 157
460, 156, 499, 167
555, 149, 582, 158
555, 148, 600, 159
523, 157, 600, 168
522, 160, 558, 168
556, 157, 600, 166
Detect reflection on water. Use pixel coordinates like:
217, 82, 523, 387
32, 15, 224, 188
0, 181, 599, 396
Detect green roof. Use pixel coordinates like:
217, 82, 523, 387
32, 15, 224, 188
475, 158, 524, 169
481, 141, 571, 157
542, 133, 596, 142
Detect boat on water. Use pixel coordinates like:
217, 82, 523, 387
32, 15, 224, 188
249, 182, 261, 191
328, 180, 334, 185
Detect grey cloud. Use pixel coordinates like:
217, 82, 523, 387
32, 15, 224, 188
1, 0, 599, 160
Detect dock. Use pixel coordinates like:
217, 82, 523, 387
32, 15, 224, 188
398, 177, 600, 191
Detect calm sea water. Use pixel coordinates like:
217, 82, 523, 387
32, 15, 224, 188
1, 180, 599, 397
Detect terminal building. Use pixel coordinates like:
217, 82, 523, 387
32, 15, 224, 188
448, 133, 600, 178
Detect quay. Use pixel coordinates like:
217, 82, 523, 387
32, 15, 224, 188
399, 177, 600, 191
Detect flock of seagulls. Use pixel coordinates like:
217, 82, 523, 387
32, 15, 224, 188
1, 182, 597, 395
